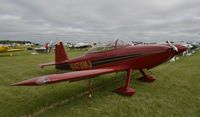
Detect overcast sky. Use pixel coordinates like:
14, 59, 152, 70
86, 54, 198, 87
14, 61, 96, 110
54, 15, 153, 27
0, 0, 200, 44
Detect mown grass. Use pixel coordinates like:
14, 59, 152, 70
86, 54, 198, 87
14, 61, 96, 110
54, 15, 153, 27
0, 49, 199, 117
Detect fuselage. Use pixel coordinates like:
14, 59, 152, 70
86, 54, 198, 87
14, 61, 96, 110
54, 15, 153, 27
56, 44, 185, 71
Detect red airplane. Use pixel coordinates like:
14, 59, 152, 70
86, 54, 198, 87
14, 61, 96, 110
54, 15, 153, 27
12, 40, 187, 96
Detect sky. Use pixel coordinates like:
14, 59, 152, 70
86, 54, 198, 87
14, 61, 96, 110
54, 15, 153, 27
0, 0, 200, 44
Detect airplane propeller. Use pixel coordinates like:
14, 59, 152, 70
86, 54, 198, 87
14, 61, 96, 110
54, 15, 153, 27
166, 41, 178, 52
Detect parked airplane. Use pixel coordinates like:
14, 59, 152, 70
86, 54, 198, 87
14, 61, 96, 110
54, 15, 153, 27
73, 42, 92, 48
12, 40, 187, 96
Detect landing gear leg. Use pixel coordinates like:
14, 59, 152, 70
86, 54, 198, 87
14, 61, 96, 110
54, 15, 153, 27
138, 69, 156, 82
88, 79, 92, 98
115, 69, 135, 96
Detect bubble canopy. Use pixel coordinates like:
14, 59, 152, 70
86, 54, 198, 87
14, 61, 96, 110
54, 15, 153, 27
87, 39, 132, 53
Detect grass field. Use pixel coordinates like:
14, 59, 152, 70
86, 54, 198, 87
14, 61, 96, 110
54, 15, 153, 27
0, 49, 200, 117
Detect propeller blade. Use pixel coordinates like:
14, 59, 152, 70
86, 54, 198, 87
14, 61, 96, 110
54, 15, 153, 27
166, 41, 178, 52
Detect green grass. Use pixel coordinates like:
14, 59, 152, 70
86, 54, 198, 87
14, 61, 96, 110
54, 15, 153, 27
0, 50, 200, 117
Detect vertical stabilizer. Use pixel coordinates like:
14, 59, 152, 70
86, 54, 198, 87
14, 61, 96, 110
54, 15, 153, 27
55, 42, 68, 63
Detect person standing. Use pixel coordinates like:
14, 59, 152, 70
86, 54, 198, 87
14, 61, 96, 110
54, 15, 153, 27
45, 43, 48, 53
49, 40, 53, 53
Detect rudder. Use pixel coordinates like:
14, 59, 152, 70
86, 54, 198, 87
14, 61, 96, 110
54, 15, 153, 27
55, 42, 69, 63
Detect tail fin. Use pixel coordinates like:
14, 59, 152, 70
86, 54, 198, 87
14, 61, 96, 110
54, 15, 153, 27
55, 42, 69, 63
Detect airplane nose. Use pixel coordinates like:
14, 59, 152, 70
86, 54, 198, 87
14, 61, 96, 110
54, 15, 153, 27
175, 44, 187, 53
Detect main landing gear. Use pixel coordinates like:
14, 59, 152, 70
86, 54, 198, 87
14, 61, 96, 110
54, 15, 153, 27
115, 69, 135, 96
88, 69, 155, 97
115, 69, 156, 96
138, 69, 156, 82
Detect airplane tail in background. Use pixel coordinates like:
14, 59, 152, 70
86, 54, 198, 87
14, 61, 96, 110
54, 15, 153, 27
55, 42, 69, 63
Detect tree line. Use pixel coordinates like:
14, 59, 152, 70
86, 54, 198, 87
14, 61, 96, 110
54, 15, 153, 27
0, 40, 32, 44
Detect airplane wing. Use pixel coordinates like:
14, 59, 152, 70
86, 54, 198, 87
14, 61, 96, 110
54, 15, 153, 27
12, 66, 129, 86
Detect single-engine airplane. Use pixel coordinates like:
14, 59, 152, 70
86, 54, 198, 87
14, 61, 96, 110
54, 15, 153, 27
12, 39, 187, 96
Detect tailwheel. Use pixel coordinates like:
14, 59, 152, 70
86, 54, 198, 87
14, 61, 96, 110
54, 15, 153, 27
137, 69, 156, 82
115, 69, 135, 96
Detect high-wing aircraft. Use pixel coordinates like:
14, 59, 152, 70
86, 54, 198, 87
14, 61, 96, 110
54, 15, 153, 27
12, 39, 187, 96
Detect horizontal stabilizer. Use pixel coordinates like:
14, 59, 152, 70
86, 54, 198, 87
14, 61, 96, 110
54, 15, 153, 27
38, 60, 67, 68
38, 62, 56, 68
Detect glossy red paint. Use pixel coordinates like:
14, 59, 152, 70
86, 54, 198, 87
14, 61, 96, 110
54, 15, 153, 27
12, 40, 187, 96
55, 42, 69, 63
